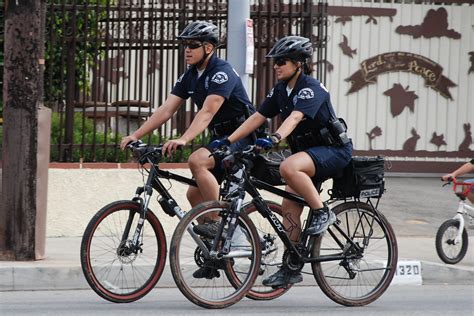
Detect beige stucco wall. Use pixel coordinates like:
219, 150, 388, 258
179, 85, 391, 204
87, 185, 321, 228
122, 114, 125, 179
46, 168, 332, 237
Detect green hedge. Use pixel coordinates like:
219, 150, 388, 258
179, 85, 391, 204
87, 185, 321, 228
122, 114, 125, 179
50, 112, 209, 163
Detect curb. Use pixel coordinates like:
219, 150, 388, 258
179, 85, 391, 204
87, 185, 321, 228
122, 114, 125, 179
1, 260, 473, 292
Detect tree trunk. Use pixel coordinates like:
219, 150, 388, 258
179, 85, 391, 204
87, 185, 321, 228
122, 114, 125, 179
0, 0, 44, 260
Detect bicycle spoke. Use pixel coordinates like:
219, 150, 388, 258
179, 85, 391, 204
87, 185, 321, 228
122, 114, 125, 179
81, 201, 166, 303
312, 202, 397, 306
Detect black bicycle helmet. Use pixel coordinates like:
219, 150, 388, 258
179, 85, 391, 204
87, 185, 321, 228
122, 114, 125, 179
177, 21, 219, 46
266, 36, 313, 60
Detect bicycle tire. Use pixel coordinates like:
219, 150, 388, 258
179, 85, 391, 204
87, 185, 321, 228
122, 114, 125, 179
81, 200, 167, 303
311, 201, 398, 306
229, 200, 290, 300
169, 201, 261, 309
435, 219, 468, 264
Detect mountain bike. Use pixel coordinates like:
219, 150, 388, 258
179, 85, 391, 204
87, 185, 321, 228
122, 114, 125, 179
170, 145, 398, 308
436, 178, 474, 264
80, 141, 286, 304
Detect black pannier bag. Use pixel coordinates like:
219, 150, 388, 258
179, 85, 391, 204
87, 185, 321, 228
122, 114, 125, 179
331, 156, 385, 199
250, 149, 291, 186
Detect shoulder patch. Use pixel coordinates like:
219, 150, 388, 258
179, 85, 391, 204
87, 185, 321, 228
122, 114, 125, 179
297, 88, 315, 100
211, 71, 229, 84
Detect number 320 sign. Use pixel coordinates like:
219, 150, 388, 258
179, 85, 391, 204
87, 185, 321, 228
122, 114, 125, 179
393, 260, 422, 285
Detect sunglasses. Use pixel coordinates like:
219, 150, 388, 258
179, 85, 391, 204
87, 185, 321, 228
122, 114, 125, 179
275, 58, 291, 66
183, 41, 203, 50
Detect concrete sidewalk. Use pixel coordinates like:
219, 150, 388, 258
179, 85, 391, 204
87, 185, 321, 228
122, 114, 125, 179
0, 235, 473, 291
1, 176, 473, 291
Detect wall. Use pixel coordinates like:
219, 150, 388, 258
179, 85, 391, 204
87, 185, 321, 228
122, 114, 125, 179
324, 0, 473, 172
46, 167, 332, 237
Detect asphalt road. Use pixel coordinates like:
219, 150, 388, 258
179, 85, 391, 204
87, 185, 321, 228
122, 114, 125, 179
1, 285, 473, 316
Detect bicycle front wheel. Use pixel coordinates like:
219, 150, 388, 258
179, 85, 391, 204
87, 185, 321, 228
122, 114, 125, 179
239, 200, 290, 300
170, 201, 261, 309
81, 200, 167, 303
311, 201, 398, 306
435, 219, 468, 264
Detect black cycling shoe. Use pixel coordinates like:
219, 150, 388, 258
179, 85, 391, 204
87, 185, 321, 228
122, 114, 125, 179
192, 259, 233, 279
193, 221, 226, 239
192, 266, 221, 279
262, 266, 303, 288
306, 207, 336, 236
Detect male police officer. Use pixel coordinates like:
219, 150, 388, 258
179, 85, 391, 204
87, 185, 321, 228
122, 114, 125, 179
120, 21, 255, 277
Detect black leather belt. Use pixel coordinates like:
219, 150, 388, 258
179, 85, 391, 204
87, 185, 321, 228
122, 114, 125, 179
209, 115, 246, 137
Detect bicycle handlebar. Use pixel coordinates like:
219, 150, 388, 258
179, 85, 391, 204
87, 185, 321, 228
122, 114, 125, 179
442, 177, 474, 198
127, 140, 164, 164
210, 145, 259, 172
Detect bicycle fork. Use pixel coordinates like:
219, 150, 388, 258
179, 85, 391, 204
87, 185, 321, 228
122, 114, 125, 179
453, 201, 466, 245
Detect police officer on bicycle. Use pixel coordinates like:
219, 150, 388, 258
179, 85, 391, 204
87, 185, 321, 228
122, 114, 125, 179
211, 36, 353, 287
120, 21, 255, 278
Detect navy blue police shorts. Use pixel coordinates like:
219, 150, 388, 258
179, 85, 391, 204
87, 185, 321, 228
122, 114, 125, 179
304, 140, 353, 183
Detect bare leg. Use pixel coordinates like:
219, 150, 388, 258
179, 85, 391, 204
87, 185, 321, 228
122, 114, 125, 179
281, 187, 304, 243
467, 192, 474, 204
280, 152, 323, 209
187, 147, 220, 221
186, 186, 204, 208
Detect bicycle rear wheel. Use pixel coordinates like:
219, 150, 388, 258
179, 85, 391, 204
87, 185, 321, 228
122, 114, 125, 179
81, 200, 167, 303
435, 219, 468, 264
237, 200, 290, 300
169, 201, 261, 309
311, 201, 398, 306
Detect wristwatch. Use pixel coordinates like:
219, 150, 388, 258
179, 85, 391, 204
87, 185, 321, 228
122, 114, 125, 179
270, 132, 282, 145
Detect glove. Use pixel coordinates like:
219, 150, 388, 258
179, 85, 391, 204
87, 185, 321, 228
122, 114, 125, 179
209, 137, 231, 150
255, 137, 273, 150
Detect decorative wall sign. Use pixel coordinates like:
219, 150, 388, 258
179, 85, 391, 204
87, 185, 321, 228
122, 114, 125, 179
345, 52, 457, 99
366, 126, 382, 150
459, 123, 472, 151
402, 128, 420, 151
430, 132, 447, 150
383, 84, 418, 117
396, 8, 461, 39
339, 35, 357, 58
469, 52, 474, 75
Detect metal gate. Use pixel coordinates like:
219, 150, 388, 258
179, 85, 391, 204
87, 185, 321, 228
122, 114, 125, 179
44, 0, 327, 162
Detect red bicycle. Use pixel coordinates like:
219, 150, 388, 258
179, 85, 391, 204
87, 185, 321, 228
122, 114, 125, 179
436, 178, 474, 264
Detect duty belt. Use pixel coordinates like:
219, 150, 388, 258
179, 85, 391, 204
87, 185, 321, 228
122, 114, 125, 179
209, 115, 246, 137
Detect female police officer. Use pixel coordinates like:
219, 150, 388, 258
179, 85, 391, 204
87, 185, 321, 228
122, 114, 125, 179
120, 21, 255, 277
213, 36, 353, 287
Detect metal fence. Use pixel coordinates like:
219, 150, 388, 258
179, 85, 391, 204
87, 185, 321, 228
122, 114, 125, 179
44, 0, 328, 162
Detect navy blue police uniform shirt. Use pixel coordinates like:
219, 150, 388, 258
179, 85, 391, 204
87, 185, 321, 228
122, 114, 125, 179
258, 73, 336, 139
171, 54, 254, 126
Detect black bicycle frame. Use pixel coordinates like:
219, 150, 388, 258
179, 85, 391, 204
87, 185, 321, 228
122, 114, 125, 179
243, 174, 363, 264
124, 158, 199, 251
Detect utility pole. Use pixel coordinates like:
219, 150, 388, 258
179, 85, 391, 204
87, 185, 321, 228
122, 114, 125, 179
0, 0, 44, 260
227, 0, 251, 91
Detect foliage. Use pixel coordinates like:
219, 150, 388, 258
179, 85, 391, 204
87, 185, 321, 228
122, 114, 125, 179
50, 112, 127, 162
45, 0, 109, 103
49, 112, 209, 163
